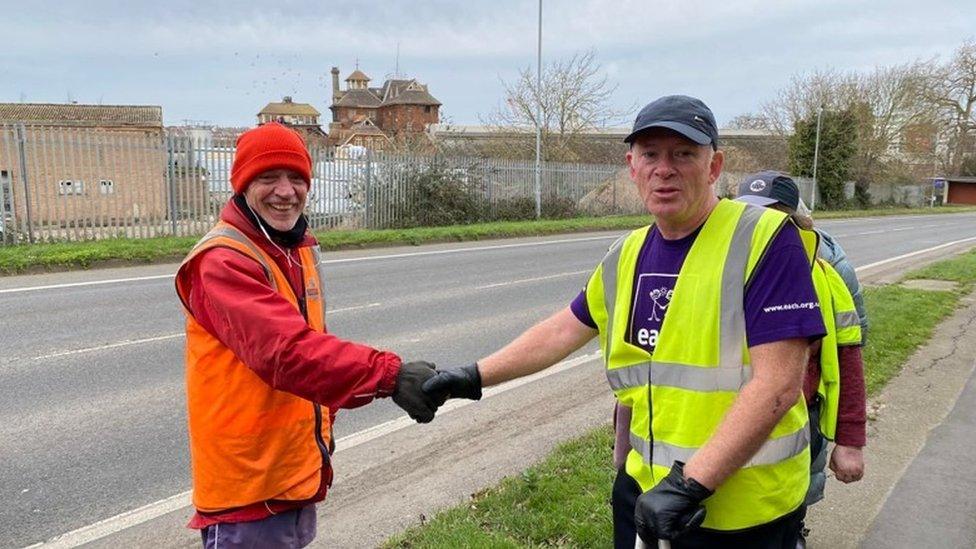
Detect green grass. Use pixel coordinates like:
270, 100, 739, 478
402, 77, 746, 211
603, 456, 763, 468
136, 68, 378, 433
0, 236, 201, 274
385, 427, 616, 548
388, 249, 976, 547
860, 285, 960, 395
3, 205, 974, 276
904, 249, 976, 293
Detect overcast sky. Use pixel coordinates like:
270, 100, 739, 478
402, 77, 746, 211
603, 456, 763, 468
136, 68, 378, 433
2, 0, 973, 128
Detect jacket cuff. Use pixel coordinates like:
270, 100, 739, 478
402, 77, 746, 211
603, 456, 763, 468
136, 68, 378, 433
376, 353, 402, 397
835, 420, 866, 447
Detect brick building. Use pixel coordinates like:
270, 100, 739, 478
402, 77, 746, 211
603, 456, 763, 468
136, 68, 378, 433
328, 66, 441, 149
0, 103, 167, 236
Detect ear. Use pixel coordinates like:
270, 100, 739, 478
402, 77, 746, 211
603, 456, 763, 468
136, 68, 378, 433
626, 149, 637, 180
708, 150, 725, 185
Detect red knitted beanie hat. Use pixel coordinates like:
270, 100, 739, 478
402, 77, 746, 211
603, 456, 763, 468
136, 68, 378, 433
230, 123, 312, 193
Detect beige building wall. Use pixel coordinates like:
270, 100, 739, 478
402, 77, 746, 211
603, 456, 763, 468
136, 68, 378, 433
0, 126, 167, 234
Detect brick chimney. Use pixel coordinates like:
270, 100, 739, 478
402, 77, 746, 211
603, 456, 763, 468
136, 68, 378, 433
331, 67, 340, 102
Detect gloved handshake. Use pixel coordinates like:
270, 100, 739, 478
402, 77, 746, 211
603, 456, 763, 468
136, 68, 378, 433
392, 362, 483, 423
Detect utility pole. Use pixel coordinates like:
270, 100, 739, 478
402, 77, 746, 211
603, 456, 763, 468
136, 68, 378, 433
534, 0, 543, 219
811, 104, 824, 211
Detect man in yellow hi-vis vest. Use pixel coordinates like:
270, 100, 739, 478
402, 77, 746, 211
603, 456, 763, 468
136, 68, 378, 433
424, 96, 827, 548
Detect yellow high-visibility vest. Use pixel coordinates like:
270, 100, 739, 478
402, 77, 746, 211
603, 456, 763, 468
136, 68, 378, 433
586, 199, 812, 531
810, 256, 862, 440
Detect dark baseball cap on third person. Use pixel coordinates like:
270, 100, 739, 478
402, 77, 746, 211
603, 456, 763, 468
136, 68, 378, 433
623, 95, 719, 149
736, 171, 800, 211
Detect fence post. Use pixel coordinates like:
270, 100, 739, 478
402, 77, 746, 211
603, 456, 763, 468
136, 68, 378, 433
612, 171, 617, 214
165, 134, 178, 236
14, 124, 34, 244
364, 149, 373, 229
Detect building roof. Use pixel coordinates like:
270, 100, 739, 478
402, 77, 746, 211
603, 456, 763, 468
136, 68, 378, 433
332, 72, 441, 110
334, 88, 382, 109
383, 88, 442, 106
258, 97, 320, 116
0, 102, 163, 127
346, 69, 370, 82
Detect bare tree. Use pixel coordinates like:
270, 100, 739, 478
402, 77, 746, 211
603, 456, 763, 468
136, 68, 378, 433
923, 39, 976, 175
482, 49, 629, 162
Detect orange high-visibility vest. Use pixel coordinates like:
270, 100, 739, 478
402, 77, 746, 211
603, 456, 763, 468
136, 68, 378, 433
175, 221, 331, 512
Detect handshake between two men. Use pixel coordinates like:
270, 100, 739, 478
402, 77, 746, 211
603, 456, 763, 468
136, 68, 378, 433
391, 361, 483, 423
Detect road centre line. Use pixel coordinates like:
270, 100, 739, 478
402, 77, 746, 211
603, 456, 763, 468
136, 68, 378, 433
27, 303, 381, 362
475, 269, 591, 290
1, 235, 619, 295
28, 351, 603, 548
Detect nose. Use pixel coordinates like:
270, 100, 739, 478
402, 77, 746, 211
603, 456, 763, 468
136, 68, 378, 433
272, 174, 297, 197
652, 155, 676, 178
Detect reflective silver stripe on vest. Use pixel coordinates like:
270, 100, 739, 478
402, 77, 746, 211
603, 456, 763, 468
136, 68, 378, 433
608, 361, 752, 393
601, 235, 628, 368
631, 422, 809, 468
835, 310, 860, 329
309, 245, 327, 326
717, 205, 765, 370
651, 362, 753, 392
198, 226, 277, 290
606, 362, 650, 392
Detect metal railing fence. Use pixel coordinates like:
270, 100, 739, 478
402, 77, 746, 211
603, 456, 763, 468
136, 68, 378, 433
0, 125, 622, 245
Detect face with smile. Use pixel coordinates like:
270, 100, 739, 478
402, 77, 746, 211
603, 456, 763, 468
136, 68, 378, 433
243, 169, 309, 231
626, 128, 724, 239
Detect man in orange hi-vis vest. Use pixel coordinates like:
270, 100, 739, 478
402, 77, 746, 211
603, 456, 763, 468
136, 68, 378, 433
175, 123, 442, 549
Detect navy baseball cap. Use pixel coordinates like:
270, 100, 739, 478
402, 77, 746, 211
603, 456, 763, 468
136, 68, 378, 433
736, 171, 800, 211
624, 95, 719, 149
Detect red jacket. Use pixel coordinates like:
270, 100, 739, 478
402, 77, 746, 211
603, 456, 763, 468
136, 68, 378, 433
180, 200, 401, 526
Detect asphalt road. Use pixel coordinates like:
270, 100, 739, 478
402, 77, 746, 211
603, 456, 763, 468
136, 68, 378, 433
1, 211, 975, 548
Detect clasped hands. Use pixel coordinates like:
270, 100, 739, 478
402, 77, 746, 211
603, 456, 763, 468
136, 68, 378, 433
392, 362, 482, 423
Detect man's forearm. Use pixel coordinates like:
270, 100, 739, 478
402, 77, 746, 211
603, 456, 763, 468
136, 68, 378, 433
683, 377, 802, 489
478, 307, 596, 386
683, 338, 808, 489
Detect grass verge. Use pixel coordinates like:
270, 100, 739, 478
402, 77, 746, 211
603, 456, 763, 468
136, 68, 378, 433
3, 205, 975, 276
387, 248, 976, 548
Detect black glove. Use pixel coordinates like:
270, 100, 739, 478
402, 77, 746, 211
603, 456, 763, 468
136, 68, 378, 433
392, 361, 446, 424
634, 461, 713, 542
421, 363, 482, 401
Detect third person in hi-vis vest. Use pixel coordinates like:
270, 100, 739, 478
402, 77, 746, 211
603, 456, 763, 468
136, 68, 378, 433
735, 171, 867, 549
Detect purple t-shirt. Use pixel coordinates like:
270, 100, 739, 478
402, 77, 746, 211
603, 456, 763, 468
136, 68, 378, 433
571, 222, 826, 353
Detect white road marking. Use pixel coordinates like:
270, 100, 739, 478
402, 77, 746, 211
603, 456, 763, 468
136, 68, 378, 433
31, 334, 184, 361
1, 235, 619, 295
26, 351, 602, 548
474, 269, 590, 290
27, 303, 382, 362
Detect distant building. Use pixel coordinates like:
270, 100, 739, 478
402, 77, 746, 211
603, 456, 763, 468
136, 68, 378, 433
328, 66, 441, 149
257, 96, 327, 143
0, 102, 166, 232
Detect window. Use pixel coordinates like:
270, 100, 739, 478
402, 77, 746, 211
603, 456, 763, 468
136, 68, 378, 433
425, 105, 431, 113
99, 179, 115, 195
59, 179, 84, 195
1, 169, 11, 217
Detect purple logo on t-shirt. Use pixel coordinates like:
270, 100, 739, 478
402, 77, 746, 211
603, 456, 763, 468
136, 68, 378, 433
629, 273, 678, 352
